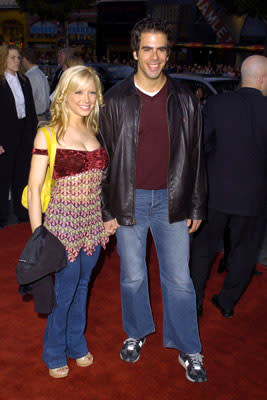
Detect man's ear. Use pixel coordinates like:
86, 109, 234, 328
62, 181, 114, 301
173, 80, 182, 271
133, 51, 138, 61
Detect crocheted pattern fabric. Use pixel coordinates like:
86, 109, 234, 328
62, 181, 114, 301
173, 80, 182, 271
43, 148, 109, 262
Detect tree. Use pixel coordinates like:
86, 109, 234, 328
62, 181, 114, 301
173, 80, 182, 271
216, 0, 267, 55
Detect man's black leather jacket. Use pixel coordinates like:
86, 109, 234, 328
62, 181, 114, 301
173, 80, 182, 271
99, 74, 207, 226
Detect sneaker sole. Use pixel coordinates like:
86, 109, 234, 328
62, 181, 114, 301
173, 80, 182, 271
120, 352, 140, 363
178, 354, 207, 383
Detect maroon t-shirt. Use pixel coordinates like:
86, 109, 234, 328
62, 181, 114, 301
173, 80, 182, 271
135, 82, 169, 189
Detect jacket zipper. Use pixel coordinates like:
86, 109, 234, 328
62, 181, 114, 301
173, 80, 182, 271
132, 94, 142, 225
166, 91, 171, 222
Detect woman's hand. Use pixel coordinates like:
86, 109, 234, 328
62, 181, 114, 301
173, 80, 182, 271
103, 218, 120, 236
0, 145, 5, 155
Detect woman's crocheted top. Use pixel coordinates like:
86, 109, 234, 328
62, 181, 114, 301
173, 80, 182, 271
33, 147, 109, 262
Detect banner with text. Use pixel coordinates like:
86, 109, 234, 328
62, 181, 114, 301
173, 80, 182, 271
196, 0, 235, 43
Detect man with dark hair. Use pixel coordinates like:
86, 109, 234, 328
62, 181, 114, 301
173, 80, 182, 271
100, 17, 207, 383
130, 17, 172, 53
22, 48, 50, 121
190, 55, 267, 318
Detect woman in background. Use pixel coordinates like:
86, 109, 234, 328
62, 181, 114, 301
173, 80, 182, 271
27, 66, 109, 378
0, 44, 37, 228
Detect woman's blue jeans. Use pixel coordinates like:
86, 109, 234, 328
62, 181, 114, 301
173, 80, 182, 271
42, 245, 101, 369
116, 189, 201, 354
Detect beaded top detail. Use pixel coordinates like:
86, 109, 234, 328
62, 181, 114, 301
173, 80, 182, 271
42, 147, 109, 262
33, 146, 108, 180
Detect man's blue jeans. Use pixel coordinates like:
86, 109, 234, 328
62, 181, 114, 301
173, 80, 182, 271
116, 189, 201, 354
42, 246, 100, 369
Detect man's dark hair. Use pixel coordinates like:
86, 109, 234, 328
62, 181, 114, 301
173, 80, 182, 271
130, 17, 172, 53
22, 48, 37, 65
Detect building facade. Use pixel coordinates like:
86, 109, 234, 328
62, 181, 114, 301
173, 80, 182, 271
96, 0, 147, 61
148, 0, 265, 66
0, 0, 26, 47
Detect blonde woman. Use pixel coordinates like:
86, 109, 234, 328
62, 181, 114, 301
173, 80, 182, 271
27, 66, 109, 378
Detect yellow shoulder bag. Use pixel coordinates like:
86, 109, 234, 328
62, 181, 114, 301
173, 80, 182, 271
21, 126, 57, 213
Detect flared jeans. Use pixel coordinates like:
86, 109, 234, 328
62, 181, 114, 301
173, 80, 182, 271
42, 246, 100, 369
116, 189, 201, 354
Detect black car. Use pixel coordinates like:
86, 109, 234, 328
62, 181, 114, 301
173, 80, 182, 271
87, 63, 111, 92
105, 64, 134, 88
169, 73, 240, 102
88, 63, 134, 92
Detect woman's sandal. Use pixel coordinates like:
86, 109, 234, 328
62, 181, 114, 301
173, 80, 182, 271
76, 352, 94, 367
49, 365, 69, 379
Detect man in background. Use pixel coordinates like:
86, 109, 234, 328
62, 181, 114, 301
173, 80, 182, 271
50, 47, 72, 93
22, 48, 50, 122
190, 55, 267, 318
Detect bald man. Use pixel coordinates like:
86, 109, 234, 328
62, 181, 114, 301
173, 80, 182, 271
190, 55, 267, 318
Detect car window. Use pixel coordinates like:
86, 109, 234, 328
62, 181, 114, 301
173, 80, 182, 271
106, 65, 134, 79
88, 64, 109, 80
173, 78, 213, 101
210, 80, 240, 94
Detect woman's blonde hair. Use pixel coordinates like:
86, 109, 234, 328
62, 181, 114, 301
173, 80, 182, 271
49, 65, 103, 141
0, 44, 23, 82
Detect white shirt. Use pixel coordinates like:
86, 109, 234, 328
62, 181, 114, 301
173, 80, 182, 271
25, 65, 50, 115
5, 72, 26, 119
134, 82, 161, 97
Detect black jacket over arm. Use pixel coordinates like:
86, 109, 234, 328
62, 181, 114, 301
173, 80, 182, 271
16, 226, 66, 314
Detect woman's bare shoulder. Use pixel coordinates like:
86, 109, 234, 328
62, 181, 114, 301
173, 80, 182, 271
33, 126, 50, 149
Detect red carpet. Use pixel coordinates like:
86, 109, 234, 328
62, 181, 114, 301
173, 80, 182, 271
0, 223, 266, 400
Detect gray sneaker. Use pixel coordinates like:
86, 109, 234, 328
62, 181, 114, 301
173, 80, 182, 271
178, 352, 207, 383
120, 337, 146, 363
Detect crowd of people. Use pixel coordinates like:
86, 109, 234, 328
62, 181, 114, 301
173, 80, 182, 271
86, 57, 241, 78
166, 61, 240, 77
37, 43, 242, 80
1, 16, 266, 385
